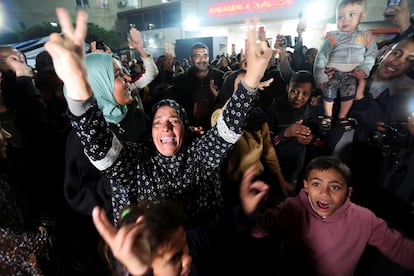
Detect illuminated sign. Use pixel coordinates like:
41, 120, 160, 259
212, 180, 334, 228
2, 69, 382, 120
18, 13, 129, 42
209, 0, 294, 16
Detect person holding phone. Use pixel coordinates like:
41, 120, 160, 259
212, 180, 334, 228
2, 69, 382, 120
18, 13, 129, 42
379, 0, 413, 50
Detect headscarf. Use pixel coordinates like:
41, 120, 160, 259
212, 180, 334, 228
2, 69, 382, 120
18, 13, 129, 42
85, 53, 127, 124
151, 99, 189, 131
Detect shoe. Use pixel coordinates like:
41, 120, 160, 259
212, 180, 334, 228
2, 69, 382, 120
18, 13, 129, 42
337, 117, 357, 131
318, 115, 333, 132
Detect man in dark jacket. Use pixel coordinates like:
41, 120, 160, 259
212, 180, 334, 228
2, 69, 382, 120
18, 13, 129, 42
172, 42, 225, 130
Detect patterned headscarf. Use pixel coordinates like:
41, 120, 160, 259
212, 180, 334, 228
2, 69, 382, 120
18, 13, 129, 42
151, 99, 189, 130
85, 53, 128, 124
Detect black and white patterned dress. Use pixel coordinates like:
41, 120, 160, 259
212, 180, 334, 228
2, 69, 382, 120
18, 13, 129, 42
69, 81, 258, 224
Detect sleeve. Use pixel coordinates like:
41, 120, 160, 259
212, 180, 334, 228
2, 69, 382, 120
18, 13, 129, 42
279, 55, 294, 83
63, 129, 113, 217
14, 76, 48, 121
313, 36, 333, 85
368, 213, 414, 270
212, 71, 237, 111
292, 37, 305, 71
130, 56, 159, 89
216, 79, 258, 141
0, 226, 51, 271
68, 101, 124, 172
358, 31, 378, 77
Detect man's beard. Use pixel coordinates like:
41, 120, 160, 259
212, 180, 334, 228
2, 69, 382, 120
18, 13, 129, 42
194, 62, 208, 72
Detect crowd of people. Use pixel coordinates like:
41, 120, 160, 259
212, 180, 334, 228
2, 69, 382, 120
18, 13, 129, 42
1, 0, 414, 275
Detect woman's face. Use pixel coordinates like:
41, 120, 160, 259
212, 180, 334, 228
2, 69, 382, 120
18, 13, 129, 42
151, 226, 192, 276
152, 105, 185, 156
112, 59, 133, 105
378, 39, 414, 80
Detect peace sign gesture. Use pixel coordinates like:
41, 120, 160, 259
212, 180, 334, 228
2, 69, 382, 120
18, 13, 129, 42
45, 8, 92, 100
244, 17, 273, 89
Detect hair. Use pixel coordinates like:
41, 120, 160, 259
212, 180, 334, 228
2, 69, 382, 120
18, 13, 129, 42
151, 98, 190, 130
382, 34, 414, 70
290, 70, 315, 89
191, 42, 209, 53
119, 200, 187, 252
0, 46, 26, 73
397, 33, 414, 46
106, 200, 187, 275
305, 156, 352, 187
151, 83, 180, 104
337, 0, 367, 10
34, 51, 63, 92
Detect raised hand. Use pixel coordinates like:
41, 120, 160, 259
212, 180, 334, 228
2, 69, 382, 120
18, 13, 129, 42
44, 8, 91, 100
5, 54, 33, 77
128, 28, 149, 58
258, 78, 274, 90
244, 18, 273, 89
90, 40, 112, 54
240, 164, 269, 215
92, 206, 151, 276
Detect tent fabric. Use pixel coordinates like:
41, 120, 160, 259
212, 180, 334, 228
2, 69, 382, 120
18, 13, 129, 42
10, 34, 89, 67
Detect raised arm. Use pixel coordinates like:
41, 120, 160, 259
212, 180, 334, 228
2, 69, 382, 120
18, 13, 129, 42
128, 28, 159, 88
92, 206, 151, 276
45, 8, 91, 101
243, 18, 273, 88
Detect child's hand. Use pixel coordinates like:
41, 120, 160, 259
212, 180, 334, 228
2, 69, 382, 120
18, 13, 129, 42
240, 165, 269, 215
324, 67, 335, 79
350, 69, 366, 80
92, 206, 151, 276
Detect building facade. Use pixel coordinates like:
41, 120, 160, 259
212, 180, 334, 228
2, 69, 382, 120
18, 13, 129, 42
1, 0, 412, 59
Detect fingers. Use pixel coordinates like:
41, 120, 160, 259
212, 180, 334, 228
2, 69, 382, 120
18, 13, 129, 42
56, 8, 75, 41
245, 17, 259, 53
243, 164, 257, 183
74, 10, 88, 47
92, 206, 118, 246
44, 33, 63, 60
259, 78, 274, 90
90, 41, 97, 51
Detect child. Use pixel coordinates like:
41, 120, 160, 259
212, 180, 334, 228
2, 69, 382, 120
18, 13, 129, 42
266, 70, 320, 190
240, 156, 414, 275
92, 200, 192, 276
314, 0, 377, 132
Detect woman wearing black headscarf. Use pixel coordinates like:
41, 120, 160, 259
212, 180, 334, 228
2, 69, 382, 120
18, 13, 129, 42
45, 8, 272, 275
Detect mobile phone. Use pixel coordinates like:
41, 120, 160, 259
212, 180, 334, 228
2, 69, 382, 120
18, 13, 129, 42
95, 40, 106, 50
281, 35, 292, 48
384, 0, 401, 16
